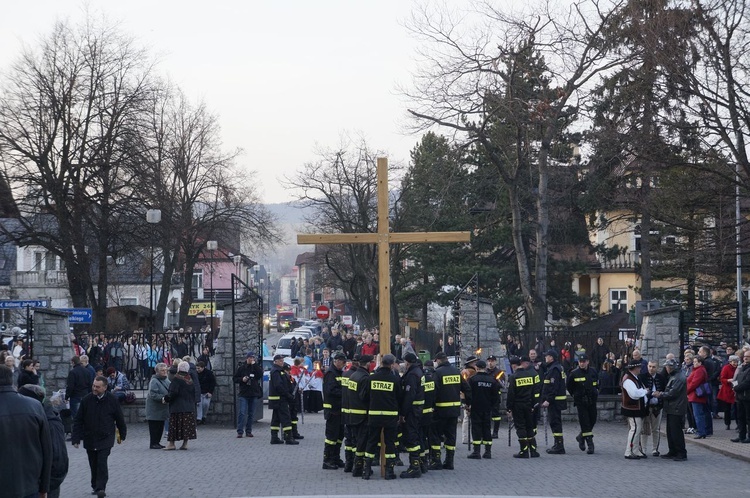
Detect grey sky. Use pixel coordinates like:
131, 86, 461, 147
0, 0, 426, 204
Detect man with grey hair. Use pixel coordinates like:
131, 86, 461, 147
0, 365, 52, 498
653, 358, 688, 461
360, 354, 402, 480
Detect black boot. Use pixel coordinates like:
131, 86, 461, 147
284, 431, 299, 445
394, 453, 404, 466
492, 420, 500, 439
442, 449, 455, 470
586, 436, 595, 455
322, 446, 338, 469
384, 458, 397, 480
419, 455, 429, 474
529, 437, 540, 458
399, 457, 422, 478
343, 450, 354, 472
576, 433, 586, 451
546, 436, 565, 454
482, 445, 492, 459
352, 456, 364, 477
270, 430, 283, 445
467, 444, 481, 459
362, 458, 373, 480
513, 439, 530, 458
427, 450, 443, 470
292, 426, 304, 439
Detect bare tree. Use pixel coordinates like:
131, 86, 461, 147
0, 19, 156, 330
404, 0, 627, 329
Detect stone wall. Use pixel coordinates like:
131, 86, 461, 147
639, 305, 681, 363
31, 309, 73, 399
208, 297, 263, 425
458, 297, 501, 360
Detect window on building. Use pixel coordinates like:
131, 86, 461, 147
119, 298, 138, 306
192, 270, 203, 290
610, 289, 628, 313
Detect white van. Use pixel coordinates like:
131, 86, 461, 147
274, 332, 309, 357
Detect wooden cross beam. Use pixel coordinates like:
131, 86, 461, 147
297, 157, 471, 355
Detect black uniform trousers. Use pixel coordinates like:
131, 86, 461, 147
665, 413, 687, 458
365, 425, 398, 459
350, 422, 368, 456
419, 417, 432, 457
431, 416, 458, 451
402, 412, 422, 456
512, 405, 535, 447
271, 402, 292, 432
343, 424, 355, 453
290, 395, 300, 429
470, 410, 492, 445
548, 404, 563, 437
576, 402, 597, 437
86, 447, 111, 492
325, 413, 344, 448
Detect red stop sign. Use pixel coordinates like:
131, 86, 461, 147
316, 305, 330, 320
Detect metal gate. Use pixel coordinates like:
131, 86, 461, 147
680, 302, 739, 359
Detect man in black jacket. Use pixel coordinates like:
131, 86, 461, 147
0, 365, 52, 498
638, 359, 666, 456
360, 354, 402, 480
19, 384, 69, 498
233, 352, 263, 437
347, 355, 372, 477
196, 361, 216, 425
507, 356, 542, 458
467, 360, 499, 460
66, 356, 91, 419
541, 349, 567, 454
72, 375, 127, 498
322, 352, 346, 469
429, 352, 469, 470
268, 354, 298, 445
399, 352, 425, 477
566, 353, 599, 454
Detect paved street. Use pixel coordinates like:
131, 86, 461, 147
59, 412, 750, 498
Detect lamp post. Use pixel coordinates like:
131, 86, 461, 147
207, 240, 218, 336
146, 209, 161, 332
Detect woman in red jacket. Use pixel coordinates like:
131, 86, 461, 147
717, 356, 740, 430
687, 356, 709, 438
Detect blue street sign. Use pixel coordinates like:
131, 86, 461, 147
57, 308, 93, 324
0, 300, 49, 309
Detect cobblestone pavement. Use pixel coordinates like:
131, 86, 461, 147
59, 413, 750, 498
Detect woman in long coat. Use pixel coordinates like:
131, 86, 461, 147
164, 360, 197, 450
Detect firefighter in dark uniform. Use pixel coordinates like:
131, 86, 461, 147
285, 363, 304, 440
348, 354, 372, 477
399, 352, 425, 478
485, 355, 506, 438
542, 349, 567, 454
429, 352, 469, 470
467, 360, 499, 459
359, 354, 402, 480
268, 355, 298, 445
507, 355, 541, 458
566, 353, 599, 454
323, 352, 347, 469
341, 355, 356, 472
420, 360, 436, 474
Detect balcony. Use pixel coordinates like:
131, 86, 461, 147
11, 270, 69, 287
596, 251, 639, 270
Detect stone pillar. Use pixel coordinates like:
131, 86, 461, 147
30, 309, 72, 399
591, 275, 600, 312
571, 275, 580, 295
209, 297, 262, 425
640, 306, 681, 363
458, 297, 500, 361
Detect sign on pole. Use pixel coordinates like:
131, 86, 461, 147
0, 300, 49, 309
342, 315, 353, 326
56, 308, 93, 324
316, 305, 330, 320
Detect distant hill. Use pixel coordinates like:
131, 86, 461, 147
260, 201, 313, 274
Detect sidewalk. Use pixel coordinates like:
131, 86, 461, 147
682, 424, 750, 462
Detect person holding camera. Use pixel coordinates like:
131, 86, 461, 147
233, 352, 263, 438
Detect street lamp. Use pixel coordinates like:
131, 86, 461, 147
207, 240, 218, 337
146, 209, 161, 332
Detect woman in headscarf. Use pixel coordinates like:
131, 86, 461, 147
163, 360, 197, 450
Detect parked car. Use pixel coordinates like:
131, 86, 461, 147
274, 332, 310, 357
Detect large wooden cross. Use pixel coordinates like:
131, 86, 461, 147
297, 157, 471, 355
